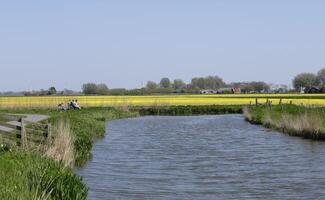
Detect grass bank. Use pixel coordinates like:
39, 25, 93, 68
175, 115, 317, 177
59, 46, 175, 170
132, 105, 242, 116
0, 107, 138, 199
0, 149, 87, 200
243, 105, 325, 140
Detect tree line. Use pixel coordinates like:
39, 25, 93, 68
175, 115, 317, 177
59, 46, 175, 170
81, 76, 271, 95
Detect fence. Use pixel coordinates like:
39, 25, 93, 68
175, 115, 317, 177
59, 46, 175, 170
0, 115, 51, 148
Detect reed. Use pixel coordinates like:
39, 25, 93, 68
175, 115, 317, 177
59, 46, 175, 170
244, 105, 325, 140
44, 120, 75, 168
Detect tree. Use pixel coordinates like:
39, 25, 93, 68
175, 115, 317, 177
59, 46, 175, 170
82, 83, 98, 95
47, 86, 57, 95
250, 81, 270, 92
159, 78, 171, 88
191, 76, 225, 90
146, 81, 158, 91
191, 77, 205, 89
293, 73, 319, 91
317, 68, 325, 87
96, 83, 109, 95
173, 79, 186, 90
204, 76, 225, 89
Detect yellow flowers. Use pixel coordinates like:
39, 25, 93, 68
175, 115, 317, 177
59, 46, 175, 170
1, 94, 325, 108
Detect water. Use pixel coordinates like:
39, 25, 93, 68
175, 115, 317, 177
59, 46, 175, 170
76, 115, 325, 200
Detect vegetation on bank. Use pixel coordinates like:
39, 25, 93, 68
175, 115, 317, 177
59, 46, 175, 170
243, 105, 325, 140
0, 150, 87, 200
0, 107, 138, 200
133, 105, 242, 115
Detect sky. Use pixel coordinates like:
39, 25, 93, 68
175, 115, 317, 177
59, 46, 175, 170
0, 0, 325, 91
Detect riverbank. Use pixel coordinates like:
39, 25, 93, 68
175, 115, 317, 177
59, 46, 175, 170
132, 105, 242, 115
243, 105, 325, 140
0, 107, 138, 200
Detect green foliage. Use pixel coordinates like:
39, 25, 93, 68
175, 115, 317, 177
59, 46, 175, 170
159, 77, 171, 88
0, 151, 87, 200
146, 81, 158, 91
317, 68, 325, 87
293, 73, 319, 91
191, 76, 225, 90
82, 83, 109, 95
133, 105, 242, 116
173, 79, 186, 90
48, 87, 57, 95
245, 105, 325, 140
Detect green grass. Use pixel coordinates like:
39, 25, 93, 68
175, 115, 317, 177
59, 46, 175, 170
0, 107, 138, 199
0, 149, 87, 200
244, 105, 325, 139
132, 105, 243, 116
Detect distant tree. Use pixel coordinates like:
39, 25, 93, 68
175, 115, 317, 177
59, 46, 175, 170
82, 83, 98, 95
191, 76, 225, 90
159, 78, 171, 88
317, 68, 325, 87
47, 86, 57, 95
173, 79, 186, 90
109, 88, 127, 95
146, 81, 158, 91
204, 76, 225, 89
191, 77, 205, 89
293, 73, 319, 91
250, 81, 270, 92
39, 89, 48, 96
62, 89, 75, 95
96, 83, 109, 95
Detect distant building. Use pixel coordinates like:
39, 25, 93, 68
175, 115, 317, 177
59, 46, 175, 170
304, 87, 325, 94
199, 90, 217, 94
199, 88, 241, 94
232, 88, 241, 94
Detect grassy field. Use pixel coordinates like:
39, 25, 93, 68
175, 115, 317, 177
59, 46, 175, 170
2, 94, 325, 108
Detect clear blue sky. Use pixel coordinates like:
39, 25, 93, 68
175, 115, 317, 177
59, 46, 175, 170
0, 0, 324, 91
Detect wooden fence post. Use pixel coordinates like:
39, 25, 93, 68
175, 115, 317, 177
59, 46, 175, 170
255, 98, 258, 107
20, 118, 26, 149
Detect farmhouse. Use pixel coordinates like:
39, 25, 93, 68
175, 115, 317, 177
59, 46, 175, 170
304, 87, 325, 94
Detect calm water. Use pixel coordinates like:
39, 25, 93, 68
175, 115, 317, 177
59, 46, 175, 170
76, 115, 325, 200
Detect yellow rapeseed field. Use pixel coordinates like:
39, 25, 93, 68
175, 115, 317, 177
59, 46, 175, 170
1, 94, 325, 108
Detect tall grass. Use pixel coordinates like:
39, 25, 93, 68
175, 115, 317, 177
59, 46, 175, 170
244, 105, 325, 140
0, 150, 87, 200
44, 120, 75, 168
